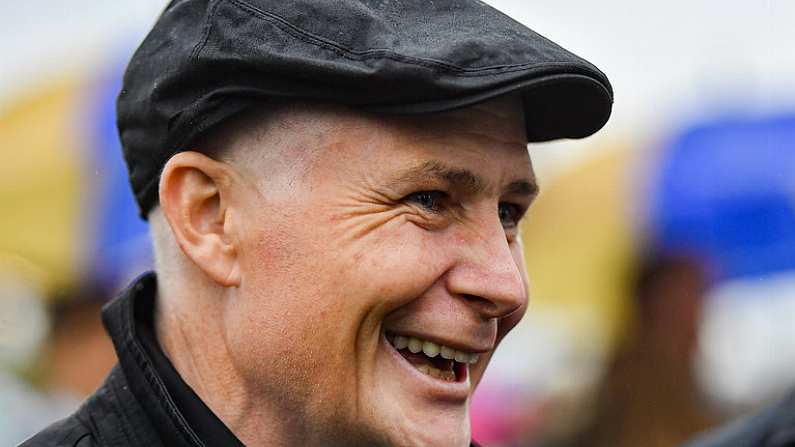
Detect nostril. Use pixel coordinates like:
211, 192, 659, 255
461, 293, 498, 313
462, 293, 484, 303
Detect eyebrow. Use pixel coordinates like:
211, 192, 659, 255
387, 160, 539, 199
504, 179, 539, 197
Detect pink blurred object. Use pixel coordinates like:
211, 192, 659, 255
470, 380, 543, 446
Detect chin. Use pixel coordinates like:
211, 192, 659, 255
413, 421, 471, 447
379, 410, 471, 447
359, 332, 476, 447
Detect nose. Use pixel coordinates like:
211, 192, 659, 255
444, 222, 528, 320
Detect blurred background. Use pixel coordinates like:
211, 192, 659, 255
1, 1, 793, 446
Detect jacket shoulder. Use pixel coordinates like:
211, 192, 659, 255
17, 413, 95, 447
18, 365, 161, 447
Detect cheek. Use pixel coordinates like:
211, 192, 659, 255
339, 222, 454, 318
227, 212, 444, 359
225, 212, 357, 398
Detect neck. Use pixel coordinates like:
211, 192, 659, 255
154, 276, 293, 446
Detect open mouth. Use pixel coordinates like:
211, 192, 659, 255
386, 333, 479, 383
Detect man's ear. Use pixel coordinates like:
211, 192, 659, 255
159, 151, 241, 287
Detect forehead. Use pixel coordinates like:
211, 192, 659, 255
343, 97, 530, 183
221, 96, 531, 186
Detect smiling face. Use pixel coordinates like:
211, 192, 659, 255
218, 96, 535, 447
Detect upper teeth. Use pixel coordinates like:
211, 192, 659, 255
391, 335, 480, 364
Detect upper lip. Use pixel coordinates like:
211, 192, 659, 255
384, 329, 493, 354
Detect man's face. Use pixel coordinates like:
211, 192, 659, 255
222, 97, 535, 447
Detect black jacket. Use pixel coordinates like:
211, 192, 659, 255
20, 273, 482, 446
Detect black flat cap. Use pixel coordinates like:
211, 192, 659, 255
118, 0, 614, 218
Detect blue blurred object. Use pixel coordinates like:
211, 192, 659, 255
650, 113, 795, 281
82, 54, 152, 292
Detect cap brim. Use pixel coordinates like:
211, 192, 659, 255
365, 73, 612, 142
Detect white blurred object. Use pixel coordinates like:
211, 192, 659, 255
0, 372, 79, 446
696, 270, 795, 412
480, 308, 608, 397
0, 270, 49, 370
0, 270, 79, 445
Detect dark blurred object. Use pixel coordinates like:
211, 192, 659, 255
541, 253, 721, 447
682, 388, 795, 447
42, 288, 117, 397
631, 253, 709, 366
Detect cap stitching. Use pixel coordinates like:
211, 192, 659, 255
226, 0, 606, 79
191, 0, 223, 59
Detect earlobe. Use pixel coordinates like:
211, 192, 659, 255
159, 151, 241, 287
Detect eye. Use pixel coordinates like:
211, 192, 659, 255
405, 191, 447, 212
498, 202, 523, 228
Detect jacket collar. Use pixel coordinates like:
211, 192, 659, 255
101, 272, 243, 447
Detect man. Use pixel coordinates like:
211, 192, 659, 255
23, 0, 612, 446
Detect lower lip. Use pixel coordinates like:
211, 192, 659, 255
381, 333, 471, 403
